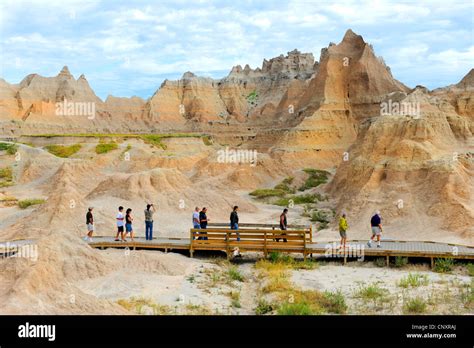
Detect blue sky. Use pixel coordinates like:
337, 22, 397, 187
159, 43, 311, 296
0, 0, 472, 100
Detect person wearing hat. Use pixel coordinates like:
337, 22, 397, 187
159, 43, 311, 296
84, 207, 94, 242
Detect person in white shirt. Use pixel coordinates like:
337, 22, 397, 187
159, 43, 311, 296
192, 207, 200, 240
114, 206, 125, 241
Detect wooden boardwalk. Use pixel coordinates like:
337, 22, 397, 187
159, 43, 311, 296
2, 231, 474, 265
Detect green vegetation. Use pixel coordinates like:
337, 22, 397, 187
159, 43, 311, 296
398, 273, 429, 288
0, 166, 13, 187
249, 188, 287, 199
229, 291, 241, 308
466, 263, 474, 277
374, 257, 387, 267
45, 144, 82, 158
202, 135, 213, 146
434, 258, 455, 273
247, 90, 258, 105
298, 168, 330, 191
95, 142, 118, 154
320, 290, 348, 314
227, 266, 244, 282
255, 299, 273, 315
18, 198, 45, 209
403, 297, 427, 314
355, 283, 385, 301
460, 279, 473, 309
0, 142, 18, 155
310, 210, 330, 230
393, 256, 409, 268
277, 302, 313, 315
117, 297, 172, 315
276, 290, 347, 315
275, 193, 321, 206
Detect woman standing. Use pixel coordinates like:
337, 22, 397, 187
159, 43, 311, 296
124, 208, 134, 242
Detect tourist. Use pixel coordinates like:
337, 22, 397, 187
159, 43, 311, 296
199, 207, 209, 240
230, 206, 240, 241
144, 203, 156, 241
115, 206, 125, 242
277, 208, 288, 242
192, 207, 200, 240
84, 207, 94, 242
124, 208, 134, 242
368, 210, 382, 248
339, 212, 348, 249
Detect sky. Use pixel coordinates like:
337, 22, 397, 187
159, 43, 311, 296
0, 0, 473, 100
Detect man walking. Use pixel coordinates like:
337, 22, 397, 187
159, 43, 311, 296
368, 210, 382, 248
230, 206, 240, 241
277, 208, 288, 242
199, 207, 209, 240
115, 206, 125, 241
84, 207, 94, 242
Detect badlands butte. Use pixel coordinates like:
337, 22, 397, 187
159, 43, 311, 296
0, 29, 473, 314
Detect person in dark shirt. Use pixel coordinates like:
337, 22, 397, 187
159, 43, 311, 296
84, 207, 94, 242
276, 208, 288, 242
199, 207, 209, 240
230, 206, 240, 241
368, 211, 382, 248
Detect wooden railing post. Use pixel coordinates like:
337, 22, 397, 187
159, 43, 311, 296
189, 228, 194, 258
264, 230, 267, 258
226, 230, 230, 260
303, 231, 307, 260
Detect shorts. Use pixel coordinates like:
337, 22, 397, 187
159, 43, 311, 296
371, 226, 381, 236
339, 230, 347, 238
193, 223, 201, 229
117, 226, 124, 233
125, 223, 133, 232
87, 223, 94, 232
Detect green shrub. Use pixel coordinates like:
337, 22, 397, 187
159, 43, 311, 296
398, 273, 429, 288
374, 257, 386, 268
249, 188, 286, 199
255, 299, 273, 315
95, 142, 118, 154
202, 135, 213, 146
466, 263, 474, 277
434, 258, 455, 273
299, 168, 330, 191
140, 135, 167, 149
277, 302, 313, 315
18, 198, 45, 209
45, 144, 81, 158
0, 142, 18, 155
394, 256, 408, 268
321, 291, 347, 314
0, 167, 13, 181
355, 283, 385, 300
311, 210, 330, 225
403, 297, 427, 314
227, 266, 244, 282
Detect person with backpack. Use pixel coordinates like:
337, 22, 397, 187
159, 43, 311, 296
144, 203, 156, 241
124, 208, 134, 242
368, 210, 382, 248
230, 206, 240, 241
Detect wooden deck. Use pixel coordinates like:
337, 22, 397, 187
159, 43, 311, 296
1, 231, 474, 264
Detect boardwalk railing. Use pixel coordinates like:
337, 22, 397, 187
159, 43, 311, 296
190, 227, 309, 259
207, 223, 313, 242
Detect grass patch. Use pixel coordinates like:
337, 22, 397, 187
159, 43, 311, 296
434, 258, 455, 273
0, 167, 13, 181
117, 297, 172, 315
466, 263, 474, 277
355, 283, 385, 301
95, 142, 118, 154
18, 198, 45, 209
277, 302, 313, 315
373, 257, 387, 268
227, 266, 244, 282
45, 144, 81, 158
403, 297, 427, 314
398, 273, 429, 288
299, 168, 330, 191
460, 279, 473, 309
202, 135, 213, 146
393, 256, 408, 268
277, 289, 347, 315
184, 304, 213, 315
0, 142, 18, 155
250, 188, 287, 199
229, 291, 241, 308
255, 299, 274, 315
